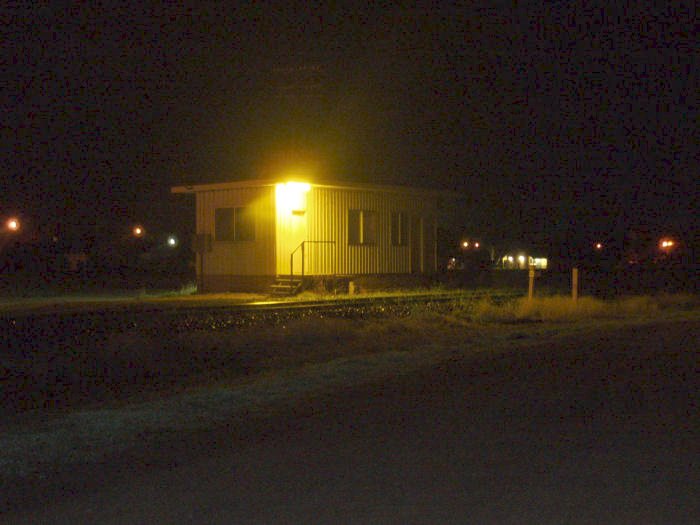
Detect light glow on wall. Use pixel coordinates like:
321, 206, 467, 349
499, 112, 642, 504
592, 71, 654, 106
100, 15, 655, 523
276, 182, 311, 215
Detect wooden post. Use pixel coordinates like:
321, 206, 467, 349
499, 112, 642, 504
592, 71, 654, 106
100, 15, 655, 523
528, 267, 535, 300
198, 252, 204, 293
572, 267, 579, 301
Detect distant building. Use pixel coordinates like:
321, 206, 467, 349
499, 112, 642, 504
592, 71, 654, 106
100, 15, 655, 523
172, 179, 442, 293
498, 251, 548, 270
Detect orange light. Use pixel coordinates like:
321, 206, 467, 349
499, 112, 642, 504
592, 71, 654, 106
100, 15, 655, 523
659, 239, 675, 249
462, 241, 469, 248
595, 242, 603, 250
6, 218, 20, 232
133, 225, 145, 237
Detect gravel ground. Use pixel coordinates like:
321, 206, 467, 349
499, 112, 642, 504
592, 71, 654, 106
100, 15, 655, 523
2, 316, 698, 523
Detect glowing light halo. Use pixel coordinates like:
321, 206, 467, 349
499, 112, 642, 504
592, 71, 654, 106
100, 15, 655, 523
6, 218, 20, 232
276, 181, 311, 215
659, 238, 675, 249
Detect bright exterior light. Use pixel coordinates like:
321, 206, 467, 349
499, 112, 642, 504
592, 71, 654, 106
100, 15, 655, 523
507, 256, 514, 263
5, 218, 20, 232
659, 238, 675, 249
595, 242, 603, 250
532, 257, 548, 270
133, 225, 145, 237
276, 181, 311, 215
474, 242, 480, 248
518, 255, 526, 264
167, 235, 178, 247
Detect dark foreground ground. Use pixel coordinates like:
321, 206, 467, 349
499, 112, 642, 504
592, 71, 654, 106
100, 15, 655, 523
3, 319, 699, 524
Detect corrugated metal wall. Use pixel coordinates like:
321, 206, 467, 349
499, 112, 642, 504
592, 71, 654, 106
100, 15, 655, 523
198, 186, 276, 277
274, 190, 308, 276
194, 183, 438, 280
291, 187, 437, 276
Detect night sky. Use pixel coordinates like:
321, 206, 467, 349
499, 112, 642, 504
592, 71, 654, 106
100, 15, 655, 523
2, 3, 697, 252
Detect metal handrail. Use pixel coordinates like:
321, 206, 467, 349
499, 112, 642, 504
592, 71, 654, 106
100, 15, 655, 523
290, 240, 336, 279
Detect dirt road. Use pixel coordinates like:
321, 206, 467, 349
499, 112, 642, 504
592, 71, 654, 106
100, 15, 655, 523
3, 320, 699, 524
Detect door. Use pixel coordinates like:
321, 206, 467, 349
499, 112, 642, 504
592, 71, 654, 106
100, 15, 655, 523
410, 215, 422, 273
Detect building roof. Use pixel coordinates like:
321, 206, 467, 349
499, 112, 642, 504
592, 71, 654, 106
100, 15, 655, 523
171, 178, 454, 197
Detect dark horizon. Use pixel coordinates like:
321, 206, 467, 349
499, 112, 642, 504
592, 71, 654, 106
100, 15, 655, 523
2, 3, 697, 252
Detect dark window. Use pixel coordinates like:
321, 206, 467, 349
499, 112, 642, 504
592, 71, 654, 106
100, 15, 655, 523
215, 207, 255, 242
363, 210, 377, 244
215, 208, 235, 241
391, 212, 408, 246
348, 209, 361, 245
235, 207, 255, 241
348, 209, 377, 245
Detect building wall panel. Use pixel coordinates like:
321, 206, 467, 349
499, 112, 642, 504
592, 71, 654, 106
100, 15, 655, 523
198, 186, 276, 277
302, 187, 437, 276
275, 189, 308, 276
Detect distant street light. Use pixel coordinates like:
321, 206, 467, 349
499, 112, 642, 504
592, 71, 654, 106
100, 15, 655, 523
594, 242, 603, 250
167, 235, 178, 247
659, 238, 675, 250
133, 225, 145, 238
5, 218, 20, 232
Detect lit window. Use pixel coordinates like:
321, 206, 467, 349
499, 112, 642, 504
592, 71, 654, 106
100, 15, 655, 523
391, 212, 408, 246
348, 209, 377, 245
215, 207, 255, 241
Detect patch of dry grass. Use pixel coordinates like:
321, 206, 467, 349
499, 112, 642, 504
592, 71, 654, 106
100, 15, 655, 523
463, 294, 685, 323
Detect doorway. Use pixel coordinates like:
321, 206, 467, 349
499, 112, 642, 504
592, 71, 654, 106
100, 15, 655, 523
410, 215, 422, 273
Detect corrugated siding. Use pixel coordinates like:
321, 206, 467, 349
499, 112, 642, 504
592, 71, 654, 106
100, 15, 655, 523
299, 187, 437, 276
198, 186, 276, 276
274, 191, 308, 276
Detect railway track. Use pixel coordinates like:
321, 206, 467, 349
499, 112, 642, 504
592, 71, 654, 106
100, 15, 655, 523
1, 290, 524, 347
